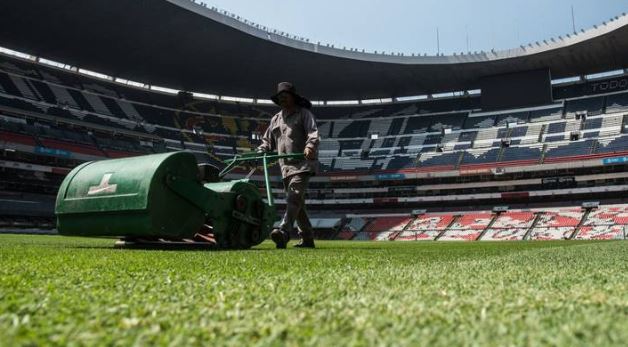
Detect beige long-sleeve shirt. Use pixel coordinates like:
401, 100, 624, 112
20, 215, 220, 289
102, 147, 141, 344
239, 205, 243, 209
258, 107, 320, 178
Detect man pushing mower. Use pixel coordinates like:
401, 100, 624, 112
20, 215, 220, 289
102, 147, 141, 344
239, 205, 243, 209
257, 82, 320, 249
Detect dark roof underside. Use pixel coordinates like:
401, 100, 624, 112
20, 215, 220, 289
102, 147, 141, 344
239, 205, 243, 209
1, 0, 627, 100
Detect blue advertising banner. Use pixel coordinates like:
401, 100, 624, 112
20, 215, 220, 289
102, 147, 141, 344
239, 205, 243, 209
35, 146, 72, 158
602, 156, 628, 165
375, 173, 406, 181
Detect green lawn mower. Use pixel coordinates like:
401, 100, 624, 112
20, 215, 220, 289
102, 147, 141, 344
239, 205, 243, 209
55, 151, 301, 249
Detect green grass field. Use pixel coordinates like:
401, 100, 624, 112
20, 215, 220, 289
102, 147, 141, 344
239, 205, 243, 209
0, 235, 626, 346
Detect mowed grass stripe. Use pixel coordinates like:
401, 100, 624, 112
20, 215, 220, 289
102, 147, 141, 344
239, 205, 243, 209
0, 235, 626, 346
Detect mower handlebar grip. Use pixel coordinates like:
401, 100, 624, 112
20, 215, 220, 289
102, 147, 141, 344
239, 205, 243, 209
223, 152, 305, 165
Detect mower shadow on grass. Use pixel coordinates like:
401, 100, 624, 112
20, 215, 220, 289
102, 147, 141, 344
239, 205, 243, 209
65, 242, 282, 252
70, 244, 277, 252
69, 241, 391, 252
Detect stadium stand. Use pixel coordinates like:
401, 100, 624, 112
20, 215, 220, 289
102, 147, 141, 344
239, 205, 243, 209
360, 216, 412, 241
345, 204, 628, 242
3, 55, 628, 176
574, 204, 628, 239
437, 212, 494, 241
575, 225, 625, 240
480, 211, 536, 241
481, 228, 530, 241
395, 213, 454, 241
1, 50, 628, 234
525, 208, 584, 240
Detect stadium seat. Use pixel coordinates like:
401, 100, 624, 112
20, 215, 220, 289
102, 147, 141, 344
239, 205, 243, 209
534, 209, 584, 227
449, 213, 494, 230
574, 225, 625, 240
407, 214, 455, 230
363, 217, 412, 233
481, 228, 529, 241
529, 227, 575, 240
438, 212, 493, 241
490, 211, 535, 228
438, 229, 482, 241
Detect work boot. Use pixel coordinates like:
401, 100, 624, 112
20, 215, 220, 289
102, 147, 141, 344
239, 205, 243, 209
294, 238, 315, 248
270, 229, 289, 249
294, 230, 315, 248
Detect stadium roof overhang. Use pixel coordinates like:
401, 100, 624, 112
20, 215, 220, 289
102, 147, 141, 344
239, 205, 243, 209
1, 0, 628, 100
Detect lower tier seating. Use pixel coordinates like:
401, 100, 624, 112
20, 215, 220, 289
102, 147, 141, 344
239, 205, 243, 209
490, 211, 535, 228
406, 214, 455, 231
448, 212, 494, 230
533, 209, 584, 228
481, 228, 528, 241
584, 205, 628, 225
363, 217, 412, 233
438, 229, 482, 241
528, 227, 575, 240
574, 225, 625, 240
396, 230, 442, 241
340, 204, 627, 241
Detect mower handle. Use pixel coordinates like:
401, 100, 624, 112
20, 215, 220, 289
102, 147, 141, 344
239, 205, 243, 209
220, 152, 305, 206
222, 152, 305, 165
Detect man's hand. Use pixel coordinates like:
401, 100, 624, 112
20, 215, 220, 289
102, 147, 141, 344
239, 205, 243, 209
304, 147, 316, 160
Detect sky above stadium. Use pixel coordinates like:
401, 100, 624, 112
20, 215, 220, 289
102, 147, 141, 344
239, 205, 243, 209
200, 0, 628, 55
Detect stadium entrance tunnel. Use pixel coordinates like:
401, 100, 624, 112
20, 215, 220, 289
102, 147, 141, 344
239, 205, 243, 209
54, 152, 276, 250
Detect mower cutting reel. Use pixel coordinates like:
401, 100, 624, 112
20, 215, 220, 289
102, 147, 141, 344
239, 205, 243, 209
55, 151, 303, 249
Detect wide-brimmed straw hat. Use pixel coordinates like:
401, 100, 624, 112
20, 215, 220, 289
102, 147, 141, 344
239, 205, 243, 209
271, 82, 312, 109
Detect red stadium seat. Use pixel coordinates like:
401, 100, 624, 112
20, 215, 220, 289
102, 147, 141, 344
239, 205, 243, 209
491, 211, 535, 229
39, 138, 105, 157
481, 228, 528, 241
363, 217, 412, 233
575, 225, 625, 240
438, 229, 482, 241
529, 227, 575, 240
449, 212, 494, 230
534, 209, 583, 228
406, 214, 455, 231
1, 130, 36, 146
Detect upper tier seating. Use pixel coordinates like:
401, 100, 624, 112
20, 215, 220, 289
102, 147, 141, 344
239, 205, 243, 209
528, 107, 563, 123
2, 53, 628, 178
460, 148, 500, 165
565, 96, 605, 117
596, 135, 628, 154
0, 130, 36, 146
495, 111, 529, 126
500, 146, 542, 163
332, 119, 371, 138
544, 140, 595, 161
463, 115, 495, 129
605, 92, 628, 113
418, 152, 460, 167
